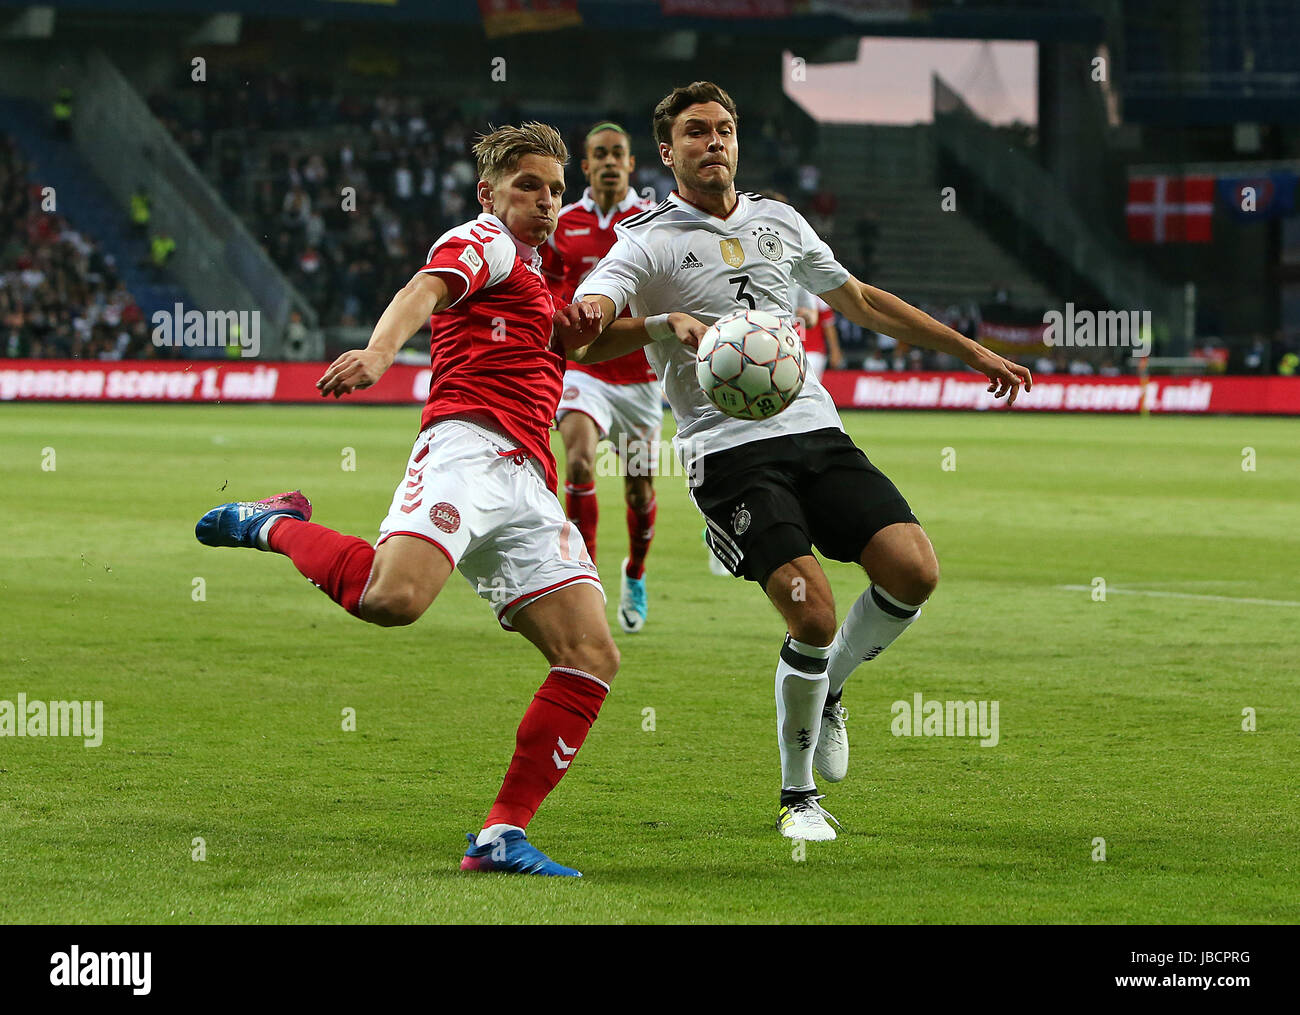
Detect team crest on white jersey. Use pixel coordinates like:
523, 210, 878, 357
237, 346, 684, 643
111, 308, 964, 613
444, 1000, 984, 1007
754, 225, 783, 261
719, 238, 745, 268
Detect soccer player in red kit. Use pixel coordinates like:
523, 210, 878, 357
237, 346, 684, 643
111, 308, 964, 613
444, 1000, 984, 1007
791, 282, 844, 379
195, 123, 612, 877
542, 122, 662, 633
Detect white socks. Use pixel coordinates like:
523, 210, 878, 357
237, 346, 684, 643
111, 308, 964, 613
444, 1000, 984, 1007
826, 584, 921, 697
775, 636, 831, 792
255, 515, 284, 551
477, 823, 523, 846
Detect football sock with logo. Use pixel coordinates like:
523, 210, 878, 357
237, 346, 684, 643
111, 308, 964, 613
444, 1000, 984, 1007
775, 635, 831, 792
624, 496, 656, 580
565, 481, 599, 565
265, 517, 375, 618
483, 667, 609, 831
826, 584, 922, 697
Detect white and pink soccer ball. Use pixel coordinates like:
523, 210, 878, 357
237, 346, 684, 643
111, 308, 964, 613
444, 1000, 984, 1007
695, 309, 807, 420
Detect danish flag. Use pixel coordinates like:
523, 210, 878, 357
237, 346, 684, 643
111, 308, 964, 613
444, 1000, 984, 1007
1126, 174, 1214, 243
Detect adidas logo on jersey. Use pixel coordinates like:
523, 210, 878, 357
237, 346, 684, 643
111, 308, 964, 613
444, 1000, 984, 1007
679, 251, 703, 269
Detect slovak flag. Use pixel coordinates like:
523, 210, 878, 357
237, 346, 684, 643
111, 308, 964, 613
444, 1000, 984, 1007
1126, 175, 1215, 243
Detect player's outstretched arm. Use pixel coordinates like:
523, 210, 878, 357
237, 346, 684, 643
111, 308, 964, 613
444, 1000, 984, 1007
317, 272, 451, 398
821, 277, 1033, 405
560, 295, 706, 364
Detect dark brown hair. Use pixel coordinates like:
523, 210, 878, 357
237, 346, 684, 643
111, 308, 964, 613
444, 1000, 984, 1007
651, 81, 739, 147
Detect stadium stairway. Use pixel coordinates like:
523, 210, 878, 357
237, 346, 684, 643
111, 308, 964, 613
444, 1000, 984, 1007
818, 123, 1056, 309
0, 97, 193, 321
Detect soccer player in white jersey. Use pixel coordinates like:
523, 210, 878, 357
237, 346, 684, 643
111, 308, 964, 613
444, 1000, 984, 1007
571, 82, 1032, 842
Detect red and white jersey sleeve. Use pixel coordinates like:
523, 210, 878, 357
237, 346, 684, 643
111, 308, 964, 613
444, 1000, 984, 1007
547, 188, 657, 385
420, 217, 517, 306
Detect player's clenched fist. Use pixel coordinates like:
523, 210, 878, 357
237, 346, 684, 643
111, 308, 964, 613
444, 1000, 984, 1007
317, 348, 394, 398
551, 300, 604, 351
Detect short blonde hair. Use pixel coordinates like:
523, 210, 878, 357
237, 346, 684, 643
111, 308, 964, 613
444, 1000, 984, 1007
472, 121, 569, 185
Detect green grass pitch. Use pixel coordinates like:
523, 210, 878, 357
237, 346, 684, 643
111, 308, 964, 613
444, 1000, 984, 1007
1, 403, 1297, 924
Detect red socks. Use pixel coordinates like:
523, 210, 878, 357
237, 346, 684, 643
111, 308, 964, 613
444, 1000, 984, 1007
565, 482, 657, 578
564, 480, 599, 564
266, 521, 610, 832
484, 667, 609, 830
625, 497, 656, 580
268, 518, 375, 617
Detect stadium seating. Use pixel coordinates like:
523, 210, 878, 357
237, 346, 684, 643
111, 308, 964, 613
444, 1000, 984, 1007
0, 125, 161, 360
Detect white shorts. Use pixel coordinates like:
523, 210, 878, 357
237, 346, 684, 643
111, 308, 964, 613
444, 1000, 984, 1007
806, 351, 827, 381
556, 370, 663, 478
377, 418, 602, 631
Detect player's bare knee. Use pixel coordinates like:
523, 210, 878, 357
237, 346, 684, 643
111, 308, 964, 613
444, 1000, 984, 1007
624, 477, 654, 511
788, 600, 837, 647
361, 584, 427, 627
567, 456, 595, 486
596, 638, 621, 684
555, 636, 619, 684
881, 555, 939, 606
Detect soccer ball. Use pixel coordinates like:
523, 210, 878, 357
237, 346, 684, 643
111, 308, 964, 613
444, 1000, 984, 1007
695, 309, 806, 420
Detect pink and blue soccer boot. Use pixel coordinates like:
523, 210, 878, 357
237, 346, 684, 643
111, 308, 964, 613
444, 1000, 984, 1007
460, 830, 582, 877
195, 491, 311, 549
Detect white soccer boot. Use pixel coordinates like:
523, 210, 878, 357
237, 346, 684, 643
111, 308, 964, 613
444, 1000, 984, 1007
814, 692, 849, 783
777, 791, 842, 841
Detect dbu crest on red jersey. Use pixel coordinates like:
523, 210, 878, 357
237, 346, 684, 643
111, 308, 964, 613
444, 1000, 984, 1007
430, 502, 461, 534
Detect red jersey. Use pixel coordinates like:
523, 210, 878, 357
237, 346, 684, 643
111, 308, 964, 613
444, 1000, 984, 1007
542, 187, 658, 385
418, 212, 566, 492
792, 289, 832, 355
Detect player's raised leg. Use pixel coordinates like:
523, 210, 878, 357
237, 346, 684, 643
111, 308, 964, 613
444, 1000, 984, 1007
765, 554, 841, 841
195, 492, 453, 625
819, 522, 938, 781
559, 409, 601, 564
461, 583, 618, 877
825, 523, 937, 696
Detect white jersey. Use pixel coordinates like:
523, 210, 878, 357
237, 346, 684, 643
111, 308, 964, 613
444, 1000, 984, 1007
574, 190, 851, 467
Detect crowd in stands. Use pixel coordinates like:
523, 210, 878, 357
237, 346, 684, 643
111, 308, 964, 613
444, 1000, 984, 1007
148, 70, 834, 332
12, 68, 1295, 375
0, 133, 153, 360
149, 71, 541, 329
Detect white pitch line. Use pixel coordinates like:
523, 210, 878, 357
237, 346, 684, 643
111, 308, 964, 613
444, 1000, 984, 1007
1056, 585, 1300, 608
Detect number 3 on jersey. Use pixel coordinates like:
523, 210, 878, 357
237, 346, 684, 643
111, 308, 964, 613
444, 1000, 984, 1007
728, 274, 756, 310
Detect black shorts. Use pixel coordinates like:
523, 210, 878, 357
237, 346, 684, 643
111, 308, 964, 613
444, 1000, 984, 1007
691, 427, 918, 586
